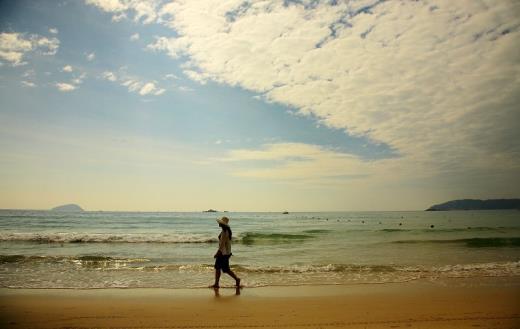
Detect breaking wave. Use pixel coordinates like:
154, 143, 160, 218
0, 232, 218, 244
0, 231, 321, 245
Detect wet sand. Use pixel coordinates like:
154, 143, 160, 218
1, 280, 519, 328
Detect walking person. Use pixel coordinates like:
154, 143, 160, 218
211, 216, 241, 288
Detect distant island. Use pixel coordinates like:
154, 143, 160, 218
51, 204, 84, 212
426, 199, 520, 211
203, 209, 218, 213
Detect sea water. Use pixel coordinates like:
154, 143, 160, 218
0, 210, 519, 289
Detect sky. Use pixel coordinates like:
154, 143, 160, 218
0, 0, 519, 212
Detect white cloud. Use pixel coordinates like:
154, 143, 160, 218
55, 82, 77, 92
139, 82, 159, 95
182, 69, 208, 85
102, 71, 117, 81
147, 36, 189, 59
141, 0, 520, 187
164, 73, 179, 80
102, 69, 165, 96
130, 33, 140, 41
33, 36, 59, 55
49, 28, 58, 34
21, 81, 36, 87
154, 88, 166, 95
86, 0, 160, 24
62, 65, 73, 72
0, 32, 59, 66
178, 85, 193, 92
220, 142, 373, 183
86, 0, 520, 196
71, 72, 87, 85
22, 69, 35, 78
84, 0, 128, 12
86, 52, 96, 61
122, 79, 142, 92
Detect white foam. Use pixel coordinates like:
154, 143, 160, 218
0, 232, 218, 243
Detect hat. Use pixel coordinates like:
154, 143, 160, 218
216, 216, 230, 226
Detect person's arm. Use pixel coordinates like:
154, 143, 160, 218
214, 232, 225, 258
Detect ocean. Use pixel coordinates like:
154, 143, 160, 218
0, 210, 519, 289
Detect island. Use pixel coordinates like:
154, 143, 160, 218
51, 204, 84, 212
426, 199, 520, 211
203, 209, 218, 213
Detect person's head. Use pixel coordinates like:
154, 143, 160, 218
216, 216, 232, 238
216, 216, 229, 227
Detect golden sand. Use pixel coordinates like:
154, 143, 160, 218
1, 280, 519, 328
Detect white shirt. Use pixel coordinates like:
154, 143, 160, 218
218, 229, 232, 256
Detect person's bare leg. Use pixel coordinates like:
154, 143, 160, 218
225, 270, 241, 286
212, 269, 221, 288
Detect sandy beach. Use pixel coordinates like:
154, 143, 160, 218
1, 279, 519, 329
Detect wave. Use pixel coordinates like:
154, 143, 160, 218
2, 228, 519, 245
240, 232, 315, 245
2, 254, 518, 279
0, 231, 316, 245
0, 232, 218, 244
392, 237, 520, 247
302, 229, 331, 234
0, 254, 150, 264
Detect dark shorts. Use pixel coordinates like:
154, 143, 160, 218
214, 254, 231, 273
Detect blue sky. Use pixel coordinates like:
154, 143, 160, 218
1, 0, 519, 211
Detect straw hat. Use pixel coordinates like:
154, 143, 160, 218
216, 216, 230, 226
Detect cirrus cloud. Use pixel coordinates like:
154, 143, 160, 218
87, 0, 520, 195
150, 1, 520, 178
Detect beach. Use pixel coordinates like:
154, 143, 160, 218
1, 279, 519, 329
1, 210, 519, 327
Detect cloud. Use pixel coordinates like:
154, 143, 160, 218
130, 33, 140, 41
153, 88, 166, 95
49, 28, 58, 34
164, 73, 179, 80
177, 85, 193, 92
21, 81, 36, 87
140, 0, 520, 184
87, 0, 520, 195
71, 72, 87, 85
219, 142, 372, 183
55, 82, 77, 92
101, 69, 165, 96
147, 35, 189, 59
139, 82, 156, 95
0, 32, 59, 66
102, 71, 117, 81
22, 69, 35, 78
86, 52, 96, 61
62, 65, 73, 72
85, 0, 160, 24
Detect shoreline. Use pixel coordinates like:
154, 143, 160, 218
2, 274, 519, 291
1, 279, 519, 328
